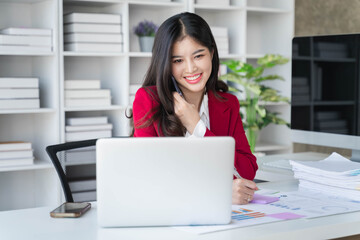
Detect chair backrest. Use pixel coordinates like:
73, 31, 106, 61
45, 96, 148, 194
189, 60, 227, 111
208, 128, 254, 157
46, 139, 97, 202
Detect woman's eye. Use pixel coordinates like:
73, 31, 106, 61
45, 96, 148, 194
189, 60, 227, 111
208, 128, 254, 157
195, 54, 204, 59
173, 59, 182, 63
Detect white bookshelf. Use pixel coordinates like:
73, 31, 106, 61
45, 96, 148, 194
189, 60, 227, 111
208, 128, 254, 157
0, 0, 293, 210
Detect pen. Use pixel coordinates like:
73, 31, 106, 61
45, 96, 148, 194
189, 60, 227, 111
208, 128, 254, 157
233, 167, 242, 179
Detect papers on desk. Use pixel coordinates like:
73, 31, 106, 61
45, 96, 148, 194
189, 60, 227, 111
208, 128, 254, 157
290, 152, 360, 200
174, 189, 360, 234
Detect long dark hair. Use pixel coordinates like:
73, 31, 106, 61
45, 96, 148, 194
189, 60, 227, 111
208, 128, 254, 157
134, 12, 228, 136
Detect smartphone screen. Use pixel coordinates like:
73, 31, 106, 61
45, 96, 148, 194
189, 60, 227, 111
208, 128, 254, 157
50, 202, 91, 218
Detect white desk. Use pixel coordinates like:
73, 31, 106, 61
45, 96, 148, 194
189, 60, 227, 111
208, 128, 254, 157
1, 180, 360, 240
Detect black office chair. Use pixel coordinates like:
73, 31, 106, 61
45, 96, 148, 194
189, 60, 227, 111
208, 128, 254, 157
46, 139, 98, 202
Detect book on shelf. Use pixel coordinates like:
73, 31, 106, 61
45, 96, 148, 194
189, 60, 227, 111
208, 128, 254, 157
292, 77, 308, 86
72, 190, 96, 202
0, 78, 39, 88
0, 27, 52, 36
65, 130, 112, 142
64, 43, 123, 52
0, 45, 52, 53
65, 98, 111, 107
65, 123, 113, 132
292, 86, 310, 95
215, 37, 229, 53
66, 116, 108, 126
0, 157, 34, 167
0, 149, 33, 160
64, 33, 123, 44
0, 141, 32, 151
315, 111, 341, 121
68, 178, 96, 192
63, 23, 122, 34
315, 67, 322, 100
63, 13, 122, 24
314, 119, 348, 129
65, 149, 96, 163
65, 89, 111, 99
0, 89, 39, 99
64, 80, 101, 90
0, 35, 52, 46
0, 99, 40, 109
291, 95, 310, 102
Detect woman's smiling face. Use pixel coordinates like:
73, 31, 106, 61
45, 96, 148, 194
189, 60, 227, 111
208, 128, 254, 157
171, 36, 213, 96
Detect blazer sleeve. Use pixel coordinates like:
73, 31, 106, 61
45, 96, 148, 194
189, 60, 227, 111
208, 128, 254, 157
132, 88, 158, 137
204, 97, 258, 180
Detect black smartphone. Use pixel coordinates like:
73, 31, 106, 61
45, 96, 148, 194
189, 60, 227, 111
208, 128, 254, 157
171, 76, 184, 98
50, 202, 91, 218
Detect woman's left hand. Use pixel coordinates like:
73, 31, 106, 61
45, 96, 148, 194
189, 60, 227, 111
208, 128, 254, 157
232, 178, 258, 205
173, 92, 200, 134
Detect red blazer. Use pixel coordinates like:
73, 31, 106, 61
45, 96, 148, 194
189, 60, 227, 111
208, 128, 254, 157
132, 86, 258, 180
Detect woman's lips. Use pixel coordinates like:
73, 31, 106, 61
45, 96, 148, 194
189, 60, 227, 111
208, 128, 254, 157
184, 73, 202, 84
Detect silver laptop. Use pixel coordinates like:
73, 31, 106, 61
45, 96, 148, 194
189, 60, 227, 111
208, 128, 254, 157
96, 137, 235, 227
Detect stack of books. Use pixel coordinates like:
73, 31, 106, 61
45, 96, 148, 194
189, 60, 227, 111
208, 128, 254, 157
291, 77, 310, 102
129, 84, 142, 104
64, 80, 112, 107
314, 111, 349, 135
315, 42, 348, 58
0, 141, 34, 167
0, 77, 40, 109
290, 152, 360, 201
65, 116, 112, 142
0, 27, 52, 53
63, 12, 123, 52
211, 26, 229, 55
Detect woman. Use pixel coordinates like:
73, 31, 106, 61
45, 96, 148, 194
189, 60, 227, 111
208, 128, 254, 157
132, 12, 258, 205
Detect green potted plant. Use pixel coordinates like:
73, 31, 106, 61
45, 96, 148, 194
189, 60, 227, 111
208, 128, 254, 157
133, 20, 159, 52
219, 54, 290, 153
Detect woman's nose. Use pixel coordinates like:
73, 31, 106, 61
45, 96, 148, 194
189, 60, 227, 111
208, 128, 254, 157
186, 60, 197, 73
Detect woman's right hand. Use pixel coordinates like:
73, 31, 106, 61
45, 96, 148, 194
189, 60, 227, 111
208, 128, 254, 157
173, 92, 200, 134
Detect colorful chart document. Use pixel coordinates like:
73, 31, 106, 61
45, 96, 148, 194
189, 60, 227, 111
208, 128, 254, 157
174, 189, 360, 234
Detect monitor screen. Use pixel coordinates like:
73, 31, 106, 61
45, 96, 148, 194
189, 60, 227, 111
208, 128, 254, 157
291, 33, 360, 161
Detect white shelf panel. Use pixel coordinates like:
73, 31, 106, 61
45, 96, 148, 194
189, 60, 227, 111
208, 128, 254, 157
63, 51, 126, 57
0, 108, 56, 114
63, 0, 125, 7
195, 4, 244, 11
246, 6, 292, 14
129, 52, 152, 57
0, 52, 54, 56
129, 1, 184, 8
64, 105, 126, 112
219, 53, 244, 59
0, 160, 53, 172
255, 142, 291, 152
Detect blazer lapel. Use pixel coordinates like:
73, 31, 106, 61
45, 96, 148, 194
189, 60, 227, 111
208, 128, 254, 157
208, 91, 231, 136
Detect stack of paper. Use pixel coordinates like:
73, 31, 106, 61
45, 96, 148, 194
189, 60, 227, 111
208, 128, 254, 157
65, 116, 112, 142
63, 12, 123, 52
64, 80, 112, 107
129, 84, 141, 104
210, 26, 229, 55
0, 27, 52, 53
0, 77, 40, 109
0, 141, 34, 167
290, 152, 360, 201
